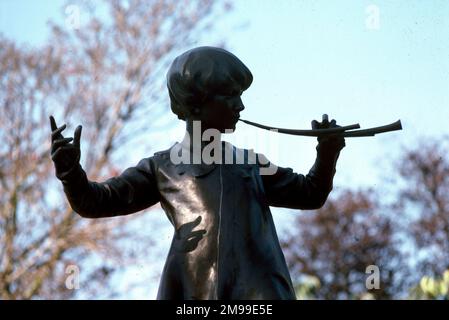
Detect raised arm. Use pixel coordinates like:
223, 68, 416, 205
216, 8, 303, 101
50, 116, 160, 218
260, 115, 345, 210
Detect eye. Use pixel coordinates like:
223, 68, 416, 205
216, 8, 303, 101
216, 89, 242, 100
228, 89, 242, 97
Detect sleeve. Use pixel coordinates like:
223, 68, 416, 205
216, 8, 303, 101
259, 146, 342, 210
57, 158, 161, 218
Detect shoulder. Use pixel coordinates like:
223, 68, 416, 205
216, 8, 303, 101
153, 146, 173, 159
149, 143, 179, 168
153, 143, 173, 157
153, 143, 179, 159
223, 141, 274, 168
126, 145, 174, 173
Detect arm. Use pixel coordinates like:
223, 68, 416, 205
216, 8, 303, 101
260, 147, 341, 210
260, 114, 345, 210
50, 116, 160, 218
58, 159, 160, 218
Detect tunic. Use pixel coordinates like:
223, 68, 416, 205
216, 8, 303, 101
58, 141, 339, 299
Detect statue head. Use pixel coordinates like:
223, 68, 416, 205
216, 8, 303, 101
167, 46, 253, 131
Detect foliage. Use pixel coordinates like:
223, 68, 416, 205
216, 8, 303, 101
282, 189, 404, 299
0, 0, 229, 299
409, 270, 449, 300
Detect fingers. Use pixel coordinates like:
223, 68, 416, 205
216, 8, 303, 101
51, 124, 67, 141
321, 114, 330, 130
50, 115, 57, 131
51, 137, 73, 154
50, 116, 68, 142
73, 125, 82, 147
192, 216, 202, 227
313, 115, 339, 129
189, 230, 207, 238
312, 117, 330, 129
50, 117, 83, 148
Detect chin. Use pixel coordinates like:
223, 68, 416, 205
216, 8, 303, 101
219, 126, 234, 134
228, 123, 237, 132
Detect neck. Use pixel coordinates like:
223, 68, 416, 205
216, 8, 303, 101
181, 119, 223, 152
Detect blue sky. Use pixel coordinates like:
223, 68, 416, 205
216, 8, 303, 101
1, 0, 448, 299
2, 0, 448, 183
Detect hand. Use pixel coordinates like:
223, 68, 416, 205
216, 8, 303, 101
311, 114, 346, 156
50, 115, 82, 177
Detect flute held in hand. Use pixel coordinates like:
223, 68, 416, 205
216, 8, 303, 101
238, 115, 402, 138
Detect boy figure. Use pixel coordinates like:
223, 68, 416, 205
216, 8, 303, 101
50, 46, 345, 299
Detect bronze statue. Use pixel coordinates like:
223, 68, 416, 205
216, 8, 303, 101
50, 46, 347, 299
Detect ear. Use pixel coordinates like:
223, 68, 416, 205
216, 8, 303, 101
189, 106, 201, 118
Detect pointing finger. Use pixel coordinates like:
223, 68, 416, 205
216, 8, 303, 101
50, 115, 57, 131
73, 125, 82, 147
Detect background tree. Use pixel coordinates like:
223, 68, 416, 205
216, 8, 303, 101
395, 138, 449, 281
0, 0, 231, 299
409, 270, 449, 299
281, 189, 405, 299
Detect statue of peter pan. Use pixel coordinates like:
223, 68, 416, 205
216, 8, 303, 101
50, 46, 345, 299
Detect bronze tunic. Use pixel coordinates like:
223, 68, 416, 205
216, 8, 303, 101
58, 141, 339, 299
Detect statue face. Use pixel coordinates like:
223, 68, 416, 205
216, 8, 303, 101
198, 89, 245, 132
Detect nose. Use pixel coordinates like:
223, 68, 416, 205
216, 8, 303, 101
234, 97, 245, 112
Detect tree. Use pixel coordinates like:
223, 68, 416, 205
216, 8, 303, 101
0, 0, 230, 299
409, 270, 449, 300
395, 138, 449, 279
281, 189, 404, 299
